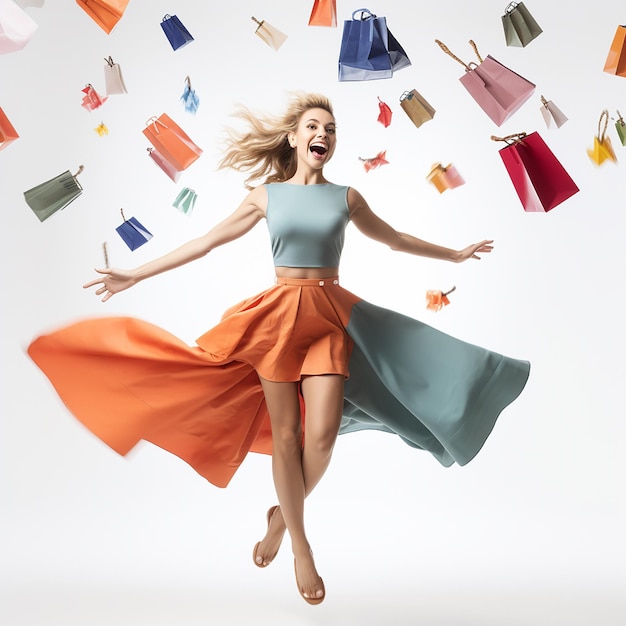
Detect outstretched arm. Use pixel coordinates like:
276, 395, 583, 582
348, 187, 493, 263
84, 186, 267, 301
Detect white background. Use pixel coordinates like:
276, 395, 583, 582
1, 1, 625, 624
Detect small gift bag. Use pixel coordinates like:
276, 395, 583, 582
501, 2, 542, 48
147, 147, 180, 183
75, 0, 129, 34
24, 165, 84, 222
426, 286, 456, 312
539, 95, 568, 129
615, 111, 626, 146
143, 114, 203, 171
587, 110, 617, 165
0, 0, 38, 54
173, 187, 197, 214
104, 56, 127, 95
81, 84, 107, 111
251, 16, 287, 51
377, 96, 392, 127
0, 107, 19, 151
603, 24, 626, 77
94, 122, 108, 136
359, 151, 388, 172
399, 89, 435, 129
161, 14, 194, 51
180, 76, 199, 114
492, 132, 579, 212
436, 39, 535, 126
338, 8, 411, 81
308, 0, 336, 27
426, 163, 465, 193
116, 209, 153, 251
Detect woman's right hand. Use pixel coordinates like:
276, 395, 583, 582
83, 268, 137, 302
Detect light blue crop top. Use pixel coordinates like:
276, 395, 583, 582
265, 183, 350, 268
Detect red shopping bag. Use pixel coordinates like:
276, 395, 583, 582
143, 114, 202, 171
603, 24, 626, 77
0, 107, 19, 150
75, 0, 129, 34
147, 147, 181, 182
492, 132, 579, 212
436, 39, 535, 126
377, 96, 392, 127
308, 0, 336, 27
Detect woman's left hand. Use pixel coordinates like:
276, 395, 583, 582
457, 240, 494, 262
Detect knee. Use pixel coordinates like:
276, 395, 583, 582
305, 425, 339, 457
272, 422, 302, 452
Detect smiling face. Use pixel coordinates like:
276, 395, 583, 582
288, 107, 337, 171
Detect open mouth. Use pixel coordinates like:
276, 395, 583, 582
310, 144, 328, 156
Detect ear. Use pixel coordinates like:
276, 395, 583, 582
287, 132, 296, 148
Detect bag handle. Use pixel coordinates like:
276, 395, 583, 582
617, 110, 625, 127
491, 132, 527, 146
105, 56, 114, 67
597, 109, 609, 141
468, 40, 484, 63
540, 95, 549, 109
352, 8, 375, 20
103, 242, 109, 268
145, 116, 168, 134
73, 165, 84, 178
435, 39, 483, 70
120, 208, 127, 222
504, 2, 519, 14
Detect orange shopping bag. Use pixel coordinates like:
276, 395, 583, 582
143, 114, 203, 171
0, 107, 19, 151
308, 0, 336, 27
75, 0, 129, 34
603, 24, 626, 77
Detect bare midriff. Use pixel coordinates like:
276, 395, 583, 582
275, 266, 339, 279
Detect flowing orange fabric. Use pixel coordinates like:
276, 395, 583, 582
75, 0, 129, 34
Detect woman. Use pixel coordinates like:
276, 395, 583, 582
28, 92, 530, 605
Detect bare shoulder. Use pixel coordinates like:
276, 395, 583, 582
238, 184, 268, 219
346, 186, 370, 218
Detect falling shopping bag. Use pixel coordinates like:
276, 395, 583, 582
160, 13, 194, 51
501, 2, 542, 47
436, 39, 535, 126
147, 147, 181, 183
426, 163, 465, 193
104, 56, 127, 95
24, 165, 84, 222
94, 122, 108, 136
75, 0, 129, 34
115, 209, 153, 251
251, 16, 287, 51
359, 151, 389, 172
308, 0, 336, 27
338, 8, 411, 81
426, 286, 456, 312
399, 89, 435, 129
81, 84, 107, 110
603, 24, 626, 77
173, 187, 197, 215
615, 111, 626, 146
143, 113, 203, 171
539, 95, 568, 129
492, 132, 579, 212
180, 76, 199, 114
0, 0, 37, 54
587, 110, 617, 165
0, 106, 19, 150
377, 96, 392, 127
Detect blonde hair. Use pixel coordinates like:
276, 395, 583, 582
217, 92, 334, 189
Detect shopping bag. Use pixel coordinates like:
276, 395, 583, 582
180, 76, 199, 114
426, 163, 465, 193
539, 95, 568, 129
338, 8, 411, 81
587, 110, 617, 165
173, 187, 197, 214
115, 209, 153, 251
94, 122, 108, 136
603, 24, 626, 77
147, 147, 181, 183
24, 165, 84, 222
104, 56, 127, 95
492, 132, 579, 212
0, 106, 19, 150
161, 14, 194, 50
81, 84, 107, 110
377, 96, 392, 127
0, 0, 37, 54
308, 0, 336, 27
143, 114, 202, 171
501, 2, 542, 47
75, 0, 129, 34
399, 89, 435, 128
251, 16, 287, 51
359, 151, 389, 172
615, 111, 626, 146
436, 39, 535, 126
426, 286, 456, 312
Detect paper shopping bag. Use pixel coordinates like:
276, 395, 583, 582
492, 132, 579, 212
104, 56, 127, 95
436, 39, 535, 126
501, 2, 542, 47
143, 114, 202, 171
426, 163, 465, 193
0, 107, 19, 150
338, 8, 411, 81
173, 187, 197, 215
308, 0, 336, 27
24, 165, 84, 222
377, 96, 392, 127
81, 84, 107, 110
180, 76, 199, 114
539, 95, 568, 129
161, 14, 194, 51
399, 89, 435, 128
251, 16, 287, 51
0, 0, 37, 54
147, 147, 181, 183
603, 24, 626, 77
359, 151, 389, 172
75, 0, 129, 34
587, 110, 617, 165
615, 111, 626, 146
116, 209, 153, 251
426, 286, 456, 312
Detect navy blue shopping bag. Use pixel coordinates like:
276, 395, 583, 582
160, 14, 194, 50
115, 210, 153, 250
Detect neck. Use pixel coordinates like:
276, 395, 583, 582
287, 169, 328, 186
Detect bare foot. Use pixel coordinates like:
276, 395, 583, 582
294, 549, 325, 604
253, 506, 286, 567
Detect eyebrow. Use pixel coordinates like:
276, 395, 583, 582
305, 118, 336, 126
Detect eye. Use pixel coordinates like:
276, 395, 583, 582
327, 127, 336, 134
